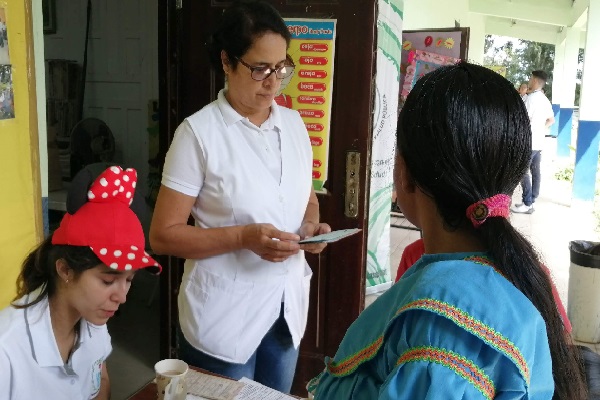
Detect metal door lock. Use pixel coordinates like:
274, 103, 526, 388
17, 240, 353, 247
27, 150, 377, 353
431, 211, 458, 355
345, 151, 360, 218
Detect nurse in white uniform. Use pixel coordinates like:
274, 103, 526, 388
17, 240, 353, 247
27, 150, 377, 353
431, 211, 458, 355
149, 0, 331, 394
0, 166, 162, 399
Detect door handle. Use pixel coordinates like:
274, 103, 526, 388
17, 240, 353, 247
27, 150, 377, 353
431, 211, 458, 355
345, 151, 360, 218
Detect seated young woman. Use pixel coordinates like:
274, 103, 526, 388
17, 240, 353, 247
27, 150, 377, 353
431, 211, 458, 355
0, 166, 161, 399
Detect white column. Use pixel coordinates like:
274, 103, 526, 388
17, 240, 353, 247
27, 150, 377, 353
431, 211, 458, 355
561, 27, 580, 108
552, 39, 564, 106
573, 0, 600, 205
466, 13, 486, 65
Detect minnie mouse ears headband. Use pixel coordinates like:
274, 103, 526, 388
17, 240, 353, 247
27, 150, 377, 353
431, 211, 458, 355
52, 165, 162, 273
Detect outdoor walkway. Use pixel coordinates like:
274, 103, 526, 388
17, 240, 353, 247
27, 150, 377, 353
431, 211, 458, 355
510, 137, 599, 310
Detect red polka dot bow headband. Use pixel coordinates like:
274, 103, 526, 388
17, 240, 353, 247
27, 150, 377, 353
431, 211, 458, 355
52, 166, 162, 273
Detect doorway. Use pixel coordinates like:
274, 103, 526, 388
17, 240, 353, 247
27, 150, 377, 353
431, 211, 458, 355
158, 0, 378, 394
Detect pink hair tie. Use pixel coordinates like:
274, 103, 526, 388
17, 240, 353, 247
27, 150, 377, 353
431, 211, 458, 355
466, 194, 511, 228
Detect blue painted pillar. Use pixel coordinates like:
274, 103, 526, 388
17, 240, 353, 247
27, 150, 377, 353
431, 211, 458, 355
550, 40, 564, 139
551, 105, 560, 138
557, 28, 580, 158
557, 108, 573, 158
574, 0, 600, 203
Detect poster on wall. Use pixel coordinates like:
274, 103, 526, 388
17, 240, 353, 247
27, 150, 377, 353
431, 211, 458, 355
399, 28, 469, 105
0, 65, 14, 119
366, 0, 403, 293
282, 19, 336, 192
0, 7, 9, 64
0, 8, 14, 120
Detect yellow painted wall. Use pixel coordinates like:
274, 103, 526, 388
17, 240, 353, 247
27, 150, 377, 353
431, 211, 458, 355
0, 0, 42, 308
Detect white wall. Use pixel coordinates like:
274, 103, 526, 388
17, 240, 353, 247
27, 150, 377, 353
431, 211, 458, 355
43, 0, 158, 201
33, 0, 47, 198
403, 0, 486, 64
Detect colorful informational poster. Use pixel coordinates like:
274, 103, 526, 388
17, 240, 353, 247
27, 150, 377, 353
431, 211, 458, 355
399, 29, 465, 104
281, 19, 336, 192
0, 7, 14, 120
0, 8, 9, 64
366, 0, 403, 292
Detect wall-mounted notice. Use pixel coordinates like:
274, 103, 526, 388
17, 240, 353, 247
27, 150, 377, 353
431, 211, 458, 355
281, 19, 336, 192
0, 7, 8, 64
0, 7, 14, 120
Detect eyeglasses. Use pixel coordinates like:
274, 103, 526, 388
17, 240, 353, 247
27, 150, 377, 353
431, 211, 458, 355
235, 57, 295, 81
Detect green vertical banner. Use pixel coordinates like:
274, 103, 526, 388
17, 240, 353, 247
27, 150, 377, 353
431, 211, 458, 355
366, 0, 403, 294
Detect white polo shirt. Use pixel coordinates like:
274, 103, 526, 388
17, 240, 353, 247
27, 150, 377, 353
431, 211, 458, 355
162, 89, 314, 364
0, 293, 112, 399
524, 90, 554, 151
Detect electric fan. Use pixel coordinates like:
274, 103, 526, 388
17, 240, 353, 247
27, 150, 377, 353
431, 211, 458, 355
69, 117, 116, 179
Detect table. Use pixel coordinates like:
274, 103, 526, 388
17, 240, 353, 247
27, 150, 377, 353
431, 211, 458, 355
128, 367, 302, 399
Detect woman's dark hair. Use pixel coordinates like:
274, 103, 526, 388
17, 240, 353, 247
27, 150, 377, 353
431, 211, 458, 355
207, 0, 291, 71
577, 345, 600, 399
397, 62, 586, 399
12, 236, 102, 308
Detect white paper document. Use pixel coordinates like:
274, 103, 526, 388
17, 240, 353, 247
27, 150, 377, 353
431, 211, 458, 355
185, 370, 245, 400
234, 378, 298, 400
298, 228, 361, 244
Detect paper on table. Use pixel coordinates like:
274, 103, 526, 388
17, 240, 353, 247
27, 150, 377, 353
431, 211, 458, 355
185, 370, 245, 400
234, 377, 298, 400
298, 228, 361, 244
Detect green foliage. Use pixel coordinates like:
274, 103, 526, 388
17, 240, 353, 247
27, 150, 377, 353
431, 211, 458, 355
484, 35, 555, 99
555, 166, 574, 182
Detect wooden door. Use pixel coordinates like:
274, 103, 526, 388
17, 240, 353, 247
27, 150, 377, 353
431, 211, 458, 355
157, 0, 378, 394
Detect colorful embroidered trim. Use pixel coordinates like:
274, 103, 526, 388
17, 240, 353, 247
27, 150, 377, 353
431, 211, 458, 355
464, 255, 506, 278
463, 255, 494, 267
327, 336, 384, 376
396, 298, 530, 385
466, 194, 511, 228
397, 346, 495, 400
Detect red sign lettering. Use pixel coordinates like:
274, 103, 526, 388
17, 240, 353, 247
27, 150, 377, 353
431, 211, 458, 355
298, 82, 326, 92
300, 43, 329, 52
306, 123, 324, 132
298, 95, 326, 105
310, 136, 323, 146
312, 171, 322, 179
299, 70, 327, 79
299, 109, 325, 118
299, 56, 328, 66
313, 159, 322, 168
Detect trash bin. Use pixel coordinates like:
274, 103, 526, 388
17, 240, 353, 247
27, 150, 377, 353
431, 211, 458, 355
568, 240, 600, 343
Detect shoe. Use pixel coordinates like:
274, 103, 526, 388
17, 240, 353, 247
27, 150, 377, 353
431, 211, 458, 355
511, 204, 534, 214
513, 203, 523, 208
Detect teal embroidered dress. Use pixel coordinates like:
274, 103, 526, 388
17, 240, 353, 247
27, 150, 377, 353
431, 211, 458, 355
310, 253, 554, 399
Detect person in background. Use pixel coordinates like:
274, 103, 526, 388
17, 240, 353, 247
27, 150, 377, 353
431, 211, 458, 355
309, 62, 586, 399
0, 166, 162, 400
518, 82, 529, 100
394, 238, 573, 334
149, 0, 330, 393
511, 70, 555, 214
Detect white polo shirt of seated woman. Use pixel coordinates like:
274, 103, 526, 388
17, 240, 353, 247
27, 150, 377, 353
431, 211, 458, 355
0, 293, 112, 399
